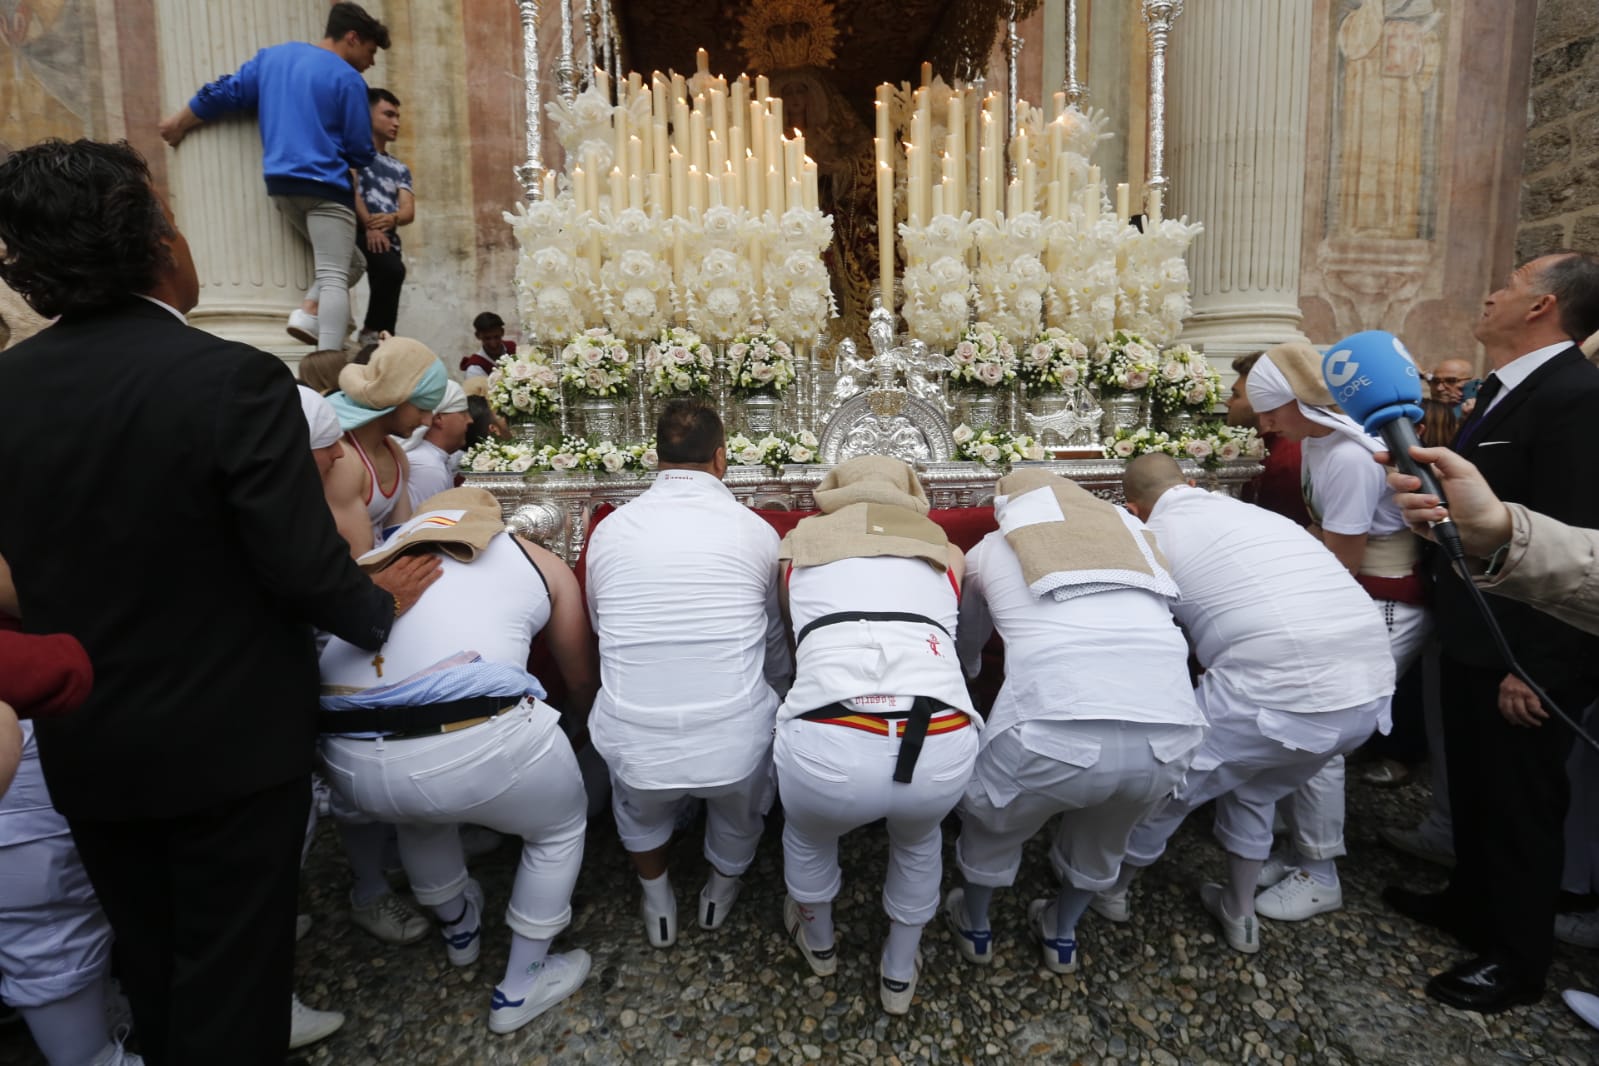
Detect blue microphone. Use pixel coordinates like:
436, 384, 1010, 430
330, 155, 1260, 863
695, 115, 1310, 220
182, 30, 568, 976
1322, 330, 1463, 560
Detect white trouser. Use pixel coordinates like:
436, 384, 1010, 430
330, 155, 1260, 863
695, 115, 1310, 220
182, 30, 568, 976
610, 756, 775, 875
1283, 600, 1428, 857
320, 700, 587, 940
1564, 701, 1599, 894
1127, 679, 1386, 865
774, 716, 978, 926
0, 830, 112, 1010
957, 720, 1203, 892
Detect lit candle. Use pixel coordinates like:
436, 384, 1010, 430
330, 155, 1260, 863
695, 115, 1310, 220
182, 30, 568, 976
542, 169, 557, 202
609, 166, 624, 214
921, 61, 933, 87
877, 160, 894, 306
695, 47, 709, 78
1006, 178, 1020, 219
1021, 159, 1035, 215
628, 71, 642, 97
745, 152, 763, 215
673, 96, 690, 157
978, 145, 995, 221
710, 85, 728, 148
785, 136, 802, 190
905, 143, 922, 225
614, 105, 629, 179
766, 165, 783, 217
755, 74, 770, 102
628, 134, 644, 179
708, 133, 726, 179
730, 78, 748, 141
1116, 182, 1130, 223
629, 173, 644, 211
721, 166, 739, 212
1046, 180, 1062, 220
803, 156, 818, 211
669, 149, 687, 218
787, 175, 802, 212
748, 101, 766, 174
689, 109, 707, 176
1147, 186, 1164, 224
571, 164, 587, 212
653, 121, 669, 186
946, 93, 964, 216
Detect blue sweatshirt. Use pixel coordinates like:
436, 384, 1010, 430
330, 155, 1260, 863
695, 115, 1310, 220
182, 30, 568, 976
189, 42, 375, 204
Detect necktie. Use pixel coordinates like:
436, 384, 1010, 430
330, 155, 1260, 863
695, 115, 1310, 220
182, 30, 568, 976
1453, 374, 1501, 448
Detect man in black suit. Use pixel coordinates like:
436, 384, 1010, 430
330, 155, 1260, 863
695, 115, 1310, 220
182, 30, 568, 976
1383, 251, 1599, 1013
0, 140, 439, 1064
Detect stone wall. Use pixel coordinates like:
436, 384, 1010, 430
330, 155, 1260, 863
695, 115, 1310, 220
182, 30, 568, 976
1518, 0, 1599, 259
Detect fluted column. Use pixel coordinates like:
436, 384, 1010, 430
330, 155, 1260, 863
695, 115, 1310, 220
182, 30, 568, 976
155, 2, 326, 363
1168, 0, 1312, 360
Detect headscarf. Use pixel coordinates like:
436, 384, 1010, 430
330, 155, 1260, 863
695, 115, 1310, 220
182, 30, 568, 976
434, 380, 469, 415
297, 384, 343, 449
326, 336, 449, 430
781, 455, 948, 570
1246, 343, 1382, 454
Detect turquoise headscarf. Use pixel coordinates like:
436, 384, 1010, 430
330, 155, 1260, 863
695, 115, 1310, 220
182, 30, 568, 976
326, 339, 449, 430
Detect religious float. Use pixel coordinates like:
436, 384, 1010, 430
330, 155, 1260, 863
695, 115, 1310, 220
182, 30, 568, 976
466, 1, 1261, 561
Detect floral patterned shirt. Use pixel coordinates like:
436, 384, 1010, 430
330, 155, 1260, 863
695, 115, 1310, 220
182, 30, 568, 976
357, 150, 413, 250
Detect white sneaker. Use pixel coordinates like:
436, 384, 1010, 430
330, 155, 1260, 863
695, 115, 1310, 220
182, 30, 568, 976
784, 896, 837, 976
1562, 988, 1599, 1032
1199, 882, 1260, 954
1256, 850, 1297, 889
1028, 898, 1079, 975
698, 877, 740, 931
88, 1025, 143, 1066
942, 887, 993, 965
1089, 888, 1131, 924
350, 890, 430, 945
442, 880, 485, 967
879, 953, 922, 1015
288, 995, 345, 1050
286, 309, 319, 345
1254, 870, 1343, 921
1555, 910, 1599, 948
296, 914, 312, 942
488, 949, 592, 1035
642, 885, 677, 948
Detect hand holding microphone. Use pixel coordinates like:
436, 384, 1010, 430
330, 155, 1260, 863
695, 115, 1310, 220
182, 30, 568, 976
1374, 443, 1514, 558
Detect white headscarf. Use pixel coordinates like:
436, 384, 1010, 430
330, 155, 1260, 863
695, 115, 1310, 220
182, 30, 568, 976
1247, 348, 1382, 455
297, 384, 343, 450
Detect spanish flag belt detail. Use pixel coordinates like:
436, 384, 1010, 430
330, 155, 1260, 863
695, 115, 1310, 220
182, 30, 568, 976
808, 711, 970, 738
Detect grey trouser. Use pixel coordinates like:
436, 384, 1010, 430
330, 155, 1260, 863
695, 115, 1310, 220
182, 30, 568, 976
272, 195, 366, 350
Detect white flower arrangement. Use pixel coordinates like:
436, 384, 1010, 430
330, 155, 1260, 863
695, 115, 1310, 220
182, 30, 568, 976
1175, 421, 1266, 469
726, 331, 797, 397
1151, 343, 1222, 415
463, 434, 659, 475
763, 207, 837, 344
543, 85, 619, 174
1018, 327, 1090, 395
1091, 330, 1158, 392
1103, 425, 1180, 461
899, 214, 975, 347
504, 199, 598, 345
725, 430, 820, 471
558, 328, 633, 398
644, 327, 714, 396
951, 423, 1046, 466
463, 437, 542, 474
599, 209, 671, 342
972, 213, 1049, 344
486, 350, 559, 422
685, 246, 758, 342
947, 322, 1018, 389
1115, 216, 1204, 345
1044, 212, 1121, 343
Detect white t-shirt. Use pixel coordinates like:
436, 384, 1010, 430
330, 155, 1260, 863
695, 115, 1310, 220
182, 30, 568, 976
405, 439, 457, 512
1299, 432, 1405, 537
957, 531, 1204, 735
584, 469, 789, 790
1145, 486, 1395, 714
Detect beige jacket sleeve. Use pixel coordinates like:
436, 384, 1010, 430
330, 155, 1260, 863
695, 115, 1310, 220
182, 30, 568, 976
1477, 503, 1599, 636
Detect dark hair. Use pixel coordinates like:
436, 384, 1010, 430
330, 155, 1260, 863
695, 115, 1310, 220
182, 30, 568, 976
1534, 251, 1599, 343
368, 87, 401, 108
0, 140, 174, 318
466, 395, 495, 449
656, 399, 724, 464
298, 348, 350, 395
1231, 351, 1263, 377
473, 311, 504, 333
352, 341, 379, 365
325, 2, 390, 49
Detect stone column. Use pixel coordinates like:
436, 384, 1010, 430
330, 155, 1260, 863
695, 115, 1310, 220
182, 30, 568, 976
1167, 0, 1313, 361
154, 2, 326, 364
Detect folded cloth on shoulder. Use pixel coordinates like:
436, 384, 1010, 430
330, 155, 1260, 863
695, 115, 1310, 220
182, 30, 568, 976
327, 336, 449, 430
0, 629, 93, 719
995, 467, 1178, 602
359, 487, 507, 568
320, 653, 546, 709
1248, 343, 1382, 455
780, 454, 949, 570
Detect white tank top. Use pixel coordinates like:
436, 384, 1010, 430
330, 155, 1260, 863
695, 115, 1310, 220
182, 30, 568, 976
780, 556, 975, 724
347, 432, 404, 540
320, 534, 551, 689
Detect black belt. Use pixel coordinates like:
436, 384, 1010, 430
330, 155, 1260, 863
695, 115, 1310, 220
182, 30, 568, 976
794, 610, 950, 647
798, 695, 951, 784
317, 694, 521, 738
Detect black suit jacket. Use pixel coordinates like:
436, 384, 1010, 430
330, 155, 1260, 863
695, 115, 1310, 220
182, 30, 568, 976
0, 299, 394, 818
1432, 345, 1599, 687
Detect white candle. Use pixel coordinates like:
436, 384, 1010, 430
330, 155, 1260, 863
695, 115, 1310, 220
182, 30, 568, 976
1116, 182, 1131, 223
542, 168, 557, 202
629, 173, 644, 211
766, 165, 783, 217
689, 109, 708, 176
669, 149, 687, 218
946, 93, 964, 216
877, 160, 894, 303
745, 152, 763, 216
571, 164, 587, 212
1147, 186, 1164, 224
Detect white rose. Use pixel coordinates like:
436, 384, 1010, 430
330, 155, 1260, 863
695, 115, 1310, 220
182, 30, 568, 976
977, 443, 1002, 464
1124, 341, 1151, 362
752, 363, 777, 382
702, 206, 741, 242
976, 362, 1004, 385
510, 388, 534, 410
584, 367, 609, 389
1185, 383, 1211, 405
470, 452, 498, 472
529, 364, 558, 388
953, 341, 978, 364
797, 430, 818, 448
611, 209, 651, 241
509, 360, 535, 380
728, 343, 748, 360
1161, 361, 1185, 381
1058, 365, 1080, 386
550, 453, 577, 470
641, 448, 659, 469
929, 256, 967, 287
737, 446, 762, 465
621, 288, 659, 317
1186, 439, 1214, 460
1218, 441, 1242, 461
952, 424, 974, 444
788, 445, 814, 463
925, 214, 965, 246
1125, 369, 1151, 389
1030, 343, 1053, 366
1024, 442, 1046, 460
705, 289, 742, 318
601, 451, 627, 472
673, 372, 693, 391
1113, 439, 1137, 458
509, 455, 534, 473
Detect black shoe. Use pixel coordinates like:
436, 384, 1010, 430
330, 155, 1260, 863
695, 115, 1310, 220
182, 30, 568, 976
1381, 885, 1482, 949
1425, 956, 1543, 1014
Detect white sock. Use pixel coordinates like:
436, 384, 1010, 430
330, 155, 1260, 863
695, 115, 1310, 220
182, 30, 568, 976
1298, 856, 1338, 886
703, 868, 740, 904
881, 920, 923, 981
19, 983, 110, 1065
640, 872, 674, 912
961, 884, 995, 930
794, 899, 833, 948
1054, 886, 1095, 940
435, 888, 478, 931
500, 933, 553, 998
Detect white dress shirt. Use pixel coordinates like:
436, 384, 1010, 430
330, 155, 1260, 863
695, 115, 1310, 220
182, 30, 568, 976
585, 469, 790, 790
404, 438, 457, 511
1299, 432, 1406, 537
1145, 486, 1395, 715
957, 531, 1205, 737
1482, 340, 1570, 415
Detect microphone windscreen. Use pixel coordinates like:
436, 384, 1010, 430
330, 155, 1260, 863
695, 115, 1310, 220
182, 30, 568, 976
1322, 330, 1425, 432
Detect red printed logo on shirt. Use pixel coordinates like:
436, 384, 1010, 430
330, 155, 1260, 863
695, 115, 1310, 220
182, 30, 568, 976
926, 633, 942, 656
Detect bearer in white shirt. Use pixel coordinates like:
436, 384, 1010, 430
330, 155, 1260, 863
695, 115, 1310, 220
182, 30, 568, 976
404, 380, 470, 510
584, 400, 791, 947
1113, 455, 1395, 953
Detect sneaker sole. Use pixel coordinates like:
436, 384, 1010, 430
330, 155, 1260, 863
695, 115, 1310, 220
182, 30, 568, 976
289, 1013, 345, 1049
286, 325, 319, 345
487, 952, 592, 1035
1088, 897, 1130, 924
1256, 898, 1343, 922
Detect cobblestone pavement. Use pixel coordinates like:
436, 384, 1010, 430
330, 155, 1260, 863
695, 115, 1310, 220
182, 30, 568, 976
3, 775, 1596, 1065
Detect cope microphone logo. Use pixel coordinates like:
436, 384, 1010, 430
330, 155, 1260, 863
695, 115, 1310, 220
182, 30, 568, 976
1324, 347, 1371, 405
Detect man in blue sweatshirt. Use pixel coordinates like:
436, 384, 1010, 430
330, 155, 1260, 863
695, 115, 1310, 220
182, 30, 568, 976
159, 2, 390, 352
